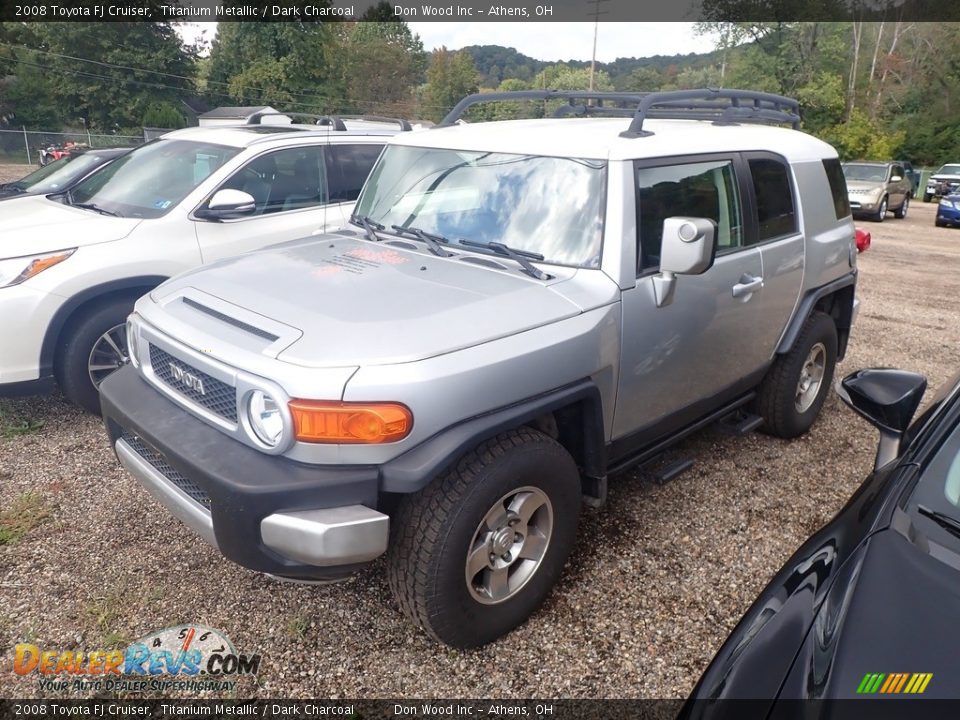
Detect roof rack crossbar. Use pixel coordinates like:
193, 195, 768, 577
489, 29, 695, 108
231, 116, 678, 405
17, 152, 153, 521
436, 88, 801, 137
246, 112, 347, 131
619, 88, 800, 137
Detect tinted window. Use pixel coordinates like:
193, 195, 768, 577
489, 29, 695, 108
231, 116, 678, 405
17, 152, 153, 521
822, 158, 851, 220
220, 146, 325, 215
325, 144, 385, 202
636, 159, 742, 272
749, 158, 797, 242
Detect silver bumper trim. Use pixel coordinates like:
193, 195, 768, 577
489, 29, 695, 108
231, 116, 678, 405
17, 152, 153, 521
261, 506, 389, 567
115, 438, 217, 547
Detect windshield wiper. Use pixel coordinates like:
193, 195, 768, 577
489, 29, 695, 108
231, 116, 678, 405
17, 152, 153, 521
458, 239, 550, 280
390, 225, 455, 257
72, 202, 121, 217
349, 214, 384, 242
918, 505, 960, 539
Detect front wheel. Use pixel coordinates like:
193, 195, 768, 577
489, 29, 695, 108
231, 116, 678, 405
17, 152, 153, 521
754, 311, 838, 439
924, 193, 933, 203
873, 197, 888, 222
57, 297, 136, 413
894, 196, 909, 219
387, 428, 581, 648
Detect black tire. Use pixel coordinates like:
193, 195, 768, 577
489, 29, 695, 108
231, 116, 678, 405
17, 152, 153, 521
56, 297, 136, 414
936, 218, 946, 228
873, 196, 887, 222
894, 196, 909, 219
924, 193, 933, 203
387, 427, 581, 648
754, 311, 838, 439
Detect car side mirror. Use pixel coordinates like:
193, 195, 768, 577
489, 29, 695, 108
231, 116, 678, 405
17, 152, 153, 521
891, 174, 903, 182
197, 189, 256, 220
836, 369, 927, 471
652, 217, 716, 307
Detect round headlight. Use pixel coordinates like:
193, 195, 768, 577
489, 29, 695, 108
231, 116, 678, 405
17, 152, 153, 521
247, 390, 284, 447
126, 319, 140, 368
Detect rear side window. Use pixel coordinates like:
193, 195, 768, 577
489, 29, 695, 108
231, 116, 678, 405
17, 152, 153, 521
325, 144, 385, 202
822, 158, 851, 220
748, 158, 797, 242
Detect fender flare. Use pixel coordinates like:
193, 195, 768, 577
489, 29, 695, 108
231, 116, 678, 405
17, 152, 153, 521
379, 379, 606, 494
776, 273, 857, 360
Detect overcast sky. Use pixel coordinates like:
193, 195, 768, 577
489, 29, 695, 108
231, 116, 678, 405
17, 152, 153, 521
179, 22, 718, 62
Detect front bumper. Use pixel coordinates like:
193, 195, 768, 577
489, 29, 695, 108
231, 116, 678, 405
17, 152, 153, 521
0, 281, 60, 388
937, 199, 960, 226
100, 365, 387, 580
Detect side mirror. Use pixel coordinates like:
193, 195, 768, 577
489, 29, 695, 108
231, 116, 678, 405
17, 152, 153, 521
652, 217, 716, 307
891, 174, 903, 182
197, 189, 256, 220
836, 368, 927, 471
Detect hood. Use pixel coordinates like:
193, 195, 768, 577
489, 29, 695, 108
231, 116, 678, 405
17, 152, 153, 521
931, 173, 960, 182
777, 525, 960, 700
0, 195, 142, 257
846, 180, 885, 193
154, 232, 594, 368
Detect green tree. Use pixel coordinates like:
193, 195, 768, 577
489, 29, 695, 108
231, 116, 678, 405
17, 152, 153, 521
143, 102, 186, 129
423, 48, 480, 122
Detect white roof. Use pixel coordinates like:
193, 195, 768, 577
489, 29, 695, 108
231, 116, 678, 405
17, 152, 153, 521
388, 117, 838, 163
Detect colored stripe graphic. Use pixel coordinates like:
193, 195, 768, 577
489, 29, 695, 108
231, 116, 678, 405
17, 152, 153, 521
857, 672, 932, 694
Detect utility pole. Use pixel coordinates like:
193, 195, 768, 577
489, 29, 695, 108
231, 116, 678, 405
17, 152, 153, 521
586, 0, 610, 92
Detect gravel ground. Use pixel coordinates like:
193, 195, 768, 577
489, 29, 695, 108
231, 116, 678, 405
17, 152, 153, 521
1, 166, 959, 699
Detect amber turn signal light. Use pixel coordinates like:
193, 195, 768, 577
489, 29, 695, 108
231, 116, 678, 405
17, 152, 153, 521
288, 400, 413, 444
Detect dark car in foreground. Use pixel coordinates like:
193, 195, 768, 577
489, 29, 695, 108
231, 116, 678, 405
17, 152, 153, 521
683, 367, 960, 711
0, 147, 129, 200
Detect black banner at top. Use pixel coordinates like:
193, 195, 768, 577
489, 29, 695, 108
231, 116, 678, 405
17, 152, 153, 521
0, 0, 958, 22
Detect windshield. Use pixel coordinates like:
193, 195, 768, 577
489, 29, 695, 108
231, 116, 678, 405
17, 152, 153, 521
353, 146, 606, 267
937, 165, 960, 176
68, 139, 240, 218
14, 153, 114, 193
842, 164, 888, 182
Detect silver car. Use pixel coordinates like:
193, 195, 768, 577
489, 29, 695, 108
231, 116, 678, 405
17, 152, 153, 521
100, 89, 859, 648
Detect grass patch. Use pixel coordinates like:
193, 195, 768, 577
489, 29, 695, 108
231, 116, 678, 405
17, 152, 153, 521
102, 631, 129, 649
83, 588, 125, 635
286, 613, 311, 640
0, 493, 51, 545
0, 402, 44, 439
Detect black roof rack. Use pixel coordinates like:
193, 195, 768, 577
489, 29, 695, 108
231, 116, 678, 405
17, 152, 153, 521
246, 111, 412, 132
436, 88, 801, 137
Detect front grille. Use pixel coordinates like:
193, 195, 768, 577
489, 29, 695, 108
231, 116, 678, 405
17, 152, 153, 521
122, 432, 211, 508
149, 344, 237, 423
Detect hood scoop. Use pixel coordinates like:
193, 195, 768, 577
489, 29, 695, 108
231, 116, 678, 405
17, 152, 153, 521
181, 297, 279, 342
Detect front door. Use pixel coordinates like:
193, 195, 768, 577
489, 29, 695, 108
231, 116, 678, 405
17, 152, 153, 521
613, 154, 787, 441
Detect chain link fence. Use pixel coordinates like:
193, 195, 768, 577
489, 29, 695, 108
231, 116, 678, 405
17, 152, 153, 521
0, 128, 144, 166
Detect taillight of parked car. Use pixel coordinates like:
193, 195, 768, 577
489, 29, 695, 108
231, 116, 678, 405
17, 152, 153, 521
856, 228, 871, 253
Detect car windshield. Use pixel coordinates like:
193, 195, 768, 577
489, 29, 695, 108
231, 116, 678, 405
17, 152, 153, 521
353, 145, 606, 267
12, 152, 114, 193
909, 406, 960, 539
842, 164, 888, 182
937, 165, 960, 175
67, 139, 240, 218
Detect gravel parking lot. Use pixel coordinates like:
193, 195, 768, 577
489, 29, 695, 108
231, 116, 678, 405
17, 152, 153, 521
1, 160, 959, 699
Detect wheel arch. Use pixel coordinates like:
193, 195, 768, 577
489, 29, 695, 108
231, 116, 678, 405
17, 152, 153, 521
379, 379, 607, 497
41, 276, 167, 378
777, 274, 856, 362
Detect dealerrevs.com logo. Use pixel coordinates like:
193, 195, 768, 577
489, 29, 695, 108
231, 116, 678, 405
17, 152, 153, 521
13, 625, 260, 693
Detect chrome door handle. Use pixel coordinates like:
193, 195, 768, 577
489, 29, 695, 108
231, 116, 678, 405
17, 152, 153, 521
732, 274, 764, 298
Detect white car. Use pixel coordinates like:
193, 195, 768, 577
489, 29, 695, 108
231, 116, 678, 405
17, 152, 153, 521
0, 115, 406, 412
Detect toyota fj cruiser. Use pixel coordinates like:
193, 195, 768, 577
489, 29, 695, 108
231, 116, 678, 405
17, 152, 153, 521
100, 90, 859, 648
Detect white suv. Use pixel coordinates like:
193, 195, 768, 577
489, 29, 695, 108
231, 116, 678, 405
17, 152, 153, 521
0, 115, 407, 412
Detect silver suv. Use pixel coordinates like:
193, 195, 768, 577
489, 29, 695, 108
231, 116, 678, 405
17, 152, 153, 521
100, 90, 859, 648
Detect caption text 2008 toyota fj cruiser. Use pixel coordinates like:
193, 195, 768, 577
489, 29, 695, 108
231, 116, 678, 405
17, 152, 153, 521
101, 89, 859, 648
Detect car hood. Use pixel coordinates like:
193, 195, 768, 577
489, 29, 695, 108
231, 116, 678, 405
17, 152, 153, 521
931, 173, 960, 182
846, 180, 885, 192
776, 524, 960, 700
153, 232, 593, 368
0, 195, 142, 256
